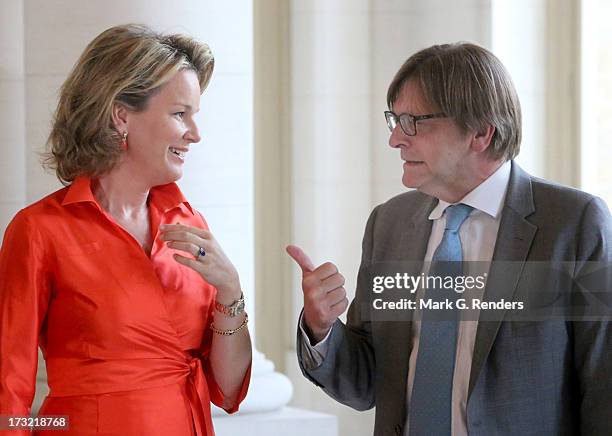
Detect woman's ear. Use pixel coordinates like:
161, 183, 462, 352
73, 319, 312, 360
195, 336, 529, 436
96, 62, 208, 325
111, 102, 129, 133
470, 124, 496, 153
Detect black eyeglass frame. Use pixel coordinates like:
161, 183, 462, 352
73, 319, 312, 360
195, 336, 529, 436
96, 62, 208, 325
384, 110, 446, 136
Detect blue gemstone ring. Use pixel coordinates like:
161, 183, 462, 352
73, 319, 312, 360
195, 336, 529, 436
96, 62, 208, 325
196, 246, 206, 260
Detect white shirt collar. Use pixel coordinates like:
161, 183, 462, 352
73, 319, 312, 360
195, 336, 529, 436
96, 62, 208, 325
429, 160, 511, 220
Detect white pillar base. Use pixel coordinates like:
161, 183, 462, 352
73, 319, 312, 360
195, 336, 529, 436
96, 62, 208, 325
213, 407, 338, 436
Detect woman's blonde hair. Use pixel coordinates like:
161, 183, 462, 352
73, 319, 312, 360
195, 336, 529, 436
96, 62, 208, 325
44, 24, 214, 184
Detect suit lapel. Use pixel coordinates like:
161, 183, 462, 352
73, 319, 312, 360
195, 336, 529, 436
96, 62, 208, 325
403, 195, 437, 262
468, 162, 538, 398
379, 194, 436, 420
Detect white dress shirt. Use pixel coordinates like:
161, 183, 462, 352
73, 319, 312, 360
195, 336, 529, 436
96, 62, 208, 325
299, 161, 512, 436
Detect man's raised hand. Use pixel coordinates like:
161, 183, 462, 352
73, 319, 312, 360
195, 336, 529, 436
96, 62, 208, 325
286, 245, 349, 343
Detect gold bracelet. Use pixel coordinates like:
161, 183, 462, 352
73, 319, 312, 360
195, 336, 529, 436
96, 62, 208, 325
210, 313, 248, 336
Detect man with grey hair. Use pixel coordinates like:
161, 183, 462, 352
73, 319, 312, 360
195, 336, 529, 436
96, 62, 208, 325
287, 43, 612, 435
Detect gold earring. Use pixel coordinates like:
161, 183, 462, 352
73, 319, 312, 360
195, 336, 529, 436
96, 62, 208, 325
122, 131, 128, 149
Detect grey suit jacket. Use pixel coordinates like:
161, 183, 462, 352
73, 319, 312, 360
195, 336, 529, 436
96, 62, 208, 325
297, 162, 612, 435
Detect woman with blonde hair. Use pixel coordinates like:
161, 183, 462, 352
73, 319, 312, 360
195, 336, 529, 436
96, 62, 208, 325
0, 24, 251, 435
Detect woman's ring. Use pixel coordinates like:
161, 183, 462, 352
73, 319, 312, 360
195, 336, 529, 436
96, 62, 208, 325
196, 246, 206, 260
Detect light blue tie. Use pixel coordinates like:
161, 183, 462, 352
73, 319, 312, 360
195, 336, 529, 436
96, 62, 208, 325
408, 203, 474, 436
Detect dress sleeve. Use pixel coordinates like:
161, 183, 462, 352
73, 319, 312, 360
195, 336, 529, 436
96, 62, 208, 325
199, 294, 251, 414
193, 210, 251, 413
0, 211, 52, 429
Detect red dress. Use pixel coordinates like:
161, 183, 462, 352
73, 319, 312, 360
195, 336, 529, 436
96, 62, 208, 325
0, 177, 250, 435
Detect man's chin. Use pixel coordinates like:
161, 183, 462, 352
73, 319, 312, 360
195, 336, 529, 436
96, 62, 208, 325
401, 174, 421, 190
402, 178, 438, 197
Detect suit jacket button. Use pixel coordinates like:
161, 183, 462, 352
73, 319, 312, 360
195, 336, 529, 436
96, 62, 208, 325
395, 424, 402, 434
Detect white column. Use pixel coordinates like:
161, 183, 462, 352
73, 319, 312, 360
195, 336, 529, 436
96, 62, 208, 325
286, 1, 372, 435
22, 0, 292, 419
492, 0, 548, 179
0, 0, 26, 238
288, 0, 372, 323
370, 0, 493, 204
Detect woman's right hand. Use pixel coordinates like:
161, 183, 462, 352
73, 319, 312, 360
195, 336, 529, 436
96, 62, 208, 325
160, 224, 242, 304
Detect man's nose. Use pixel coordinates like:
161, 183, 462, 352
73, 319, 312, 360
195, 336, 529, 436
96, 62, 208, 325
388, 125, 405, 148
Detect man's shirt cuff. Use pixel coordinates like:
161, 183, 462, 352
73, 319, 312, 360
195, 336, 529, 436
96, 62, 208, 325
298, 312, 333, 369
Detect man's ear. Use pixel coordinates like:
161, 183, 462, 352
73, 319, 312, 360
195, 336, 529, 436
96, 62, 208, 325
470, 124, 496, 153
111, 102, 130, 133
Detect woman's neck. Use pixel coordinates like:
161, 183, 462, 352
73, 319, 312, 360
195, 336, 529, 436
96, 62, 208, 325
92, 167, 151, 221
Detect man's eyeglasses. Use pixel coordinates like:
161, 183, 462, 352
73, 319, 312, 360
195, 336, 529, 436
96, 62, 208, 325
384, 111, 446, 136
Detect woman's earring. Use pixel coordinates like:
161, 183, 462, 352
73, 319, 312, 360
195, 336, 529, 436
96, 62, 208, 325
122, 131, 128, 150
